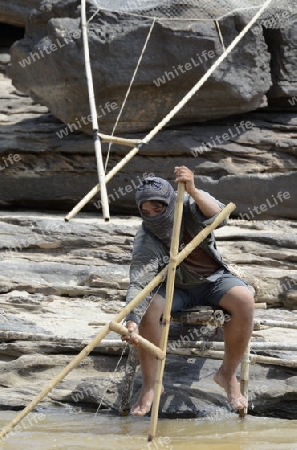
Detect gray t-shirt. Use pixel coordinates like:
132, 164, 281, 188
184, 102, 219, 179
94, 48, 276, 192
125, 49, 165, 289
125, 191, 229, 324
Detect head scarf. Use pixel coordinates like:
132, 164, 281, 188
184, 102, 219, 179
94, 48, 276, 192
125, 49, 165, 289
135, 177, 176, 247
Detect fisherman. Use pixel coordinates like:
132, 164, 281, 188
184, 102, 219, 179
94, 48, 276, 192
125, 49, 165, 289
123, 166, 254, 416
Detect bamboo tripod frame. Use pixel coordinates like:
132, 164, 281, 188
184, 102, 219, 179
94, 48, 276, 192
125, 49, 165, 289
64, 0, 273, 222
0, 203, 235, 440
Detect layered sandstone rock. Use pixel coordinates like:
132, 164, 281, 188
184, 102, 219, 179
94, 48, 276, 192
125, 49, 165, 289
0, 211, 296, 418
0, 1, 296, 420
1, 50, 296, 218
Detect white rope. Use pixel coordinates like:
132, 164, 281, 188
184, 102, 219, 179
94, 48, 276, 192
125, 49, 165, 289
140, 0, 274, 146
104, 18, 156, 171
86, 282, 162, 425
87, 6, 101, 24
87, 344, 128, 432
215, 19, 226, 52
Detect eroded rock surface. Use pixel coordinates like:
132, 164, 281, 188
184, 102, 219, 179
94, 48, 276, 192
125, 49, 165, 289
0, 212, 296, 418
1, 49, 296, 218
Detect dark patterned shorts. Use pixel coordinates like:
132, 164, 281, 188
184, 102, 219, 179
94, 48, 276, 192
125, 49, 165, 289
153, 268, 250, 311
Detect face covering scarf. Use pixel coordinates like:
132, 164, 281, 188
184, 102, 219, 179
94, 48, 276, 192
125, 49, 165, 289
135, 177, 177, 247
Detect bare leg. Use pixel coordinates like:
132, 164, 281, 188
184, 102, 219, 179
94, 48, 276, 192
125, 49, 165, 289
213, 286, 254, 409
131, 294, 165, 416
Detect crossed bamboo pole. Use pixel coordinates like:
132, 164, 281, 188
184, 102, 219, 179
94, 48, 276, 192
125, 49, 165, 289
148, 182, 185, 441
0, 203, 235, 440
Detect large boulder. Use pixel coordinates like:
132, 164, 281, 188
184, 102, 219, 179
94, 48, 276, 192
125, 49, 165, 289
8, 0, 297, 133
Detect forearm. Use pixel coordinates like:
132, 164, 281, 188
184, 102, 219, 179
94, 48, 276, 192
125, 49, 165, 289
189, 187, 221, 218
125, 284, 147, 325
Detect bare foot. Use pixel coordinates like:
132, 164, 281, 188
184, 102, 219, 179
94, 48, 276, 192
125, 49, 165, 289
213, 366, 248, 410
131, 385, 164, 417
131, 386, 155, 417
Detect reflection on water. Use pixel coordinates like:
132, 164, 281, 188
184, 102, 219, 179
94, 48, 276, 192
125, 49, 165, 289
0, 408, 297, 450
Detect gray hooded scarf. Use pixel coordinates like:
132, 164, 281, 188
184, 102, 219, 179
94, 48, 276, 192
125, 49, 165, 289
135, 177, 177, 247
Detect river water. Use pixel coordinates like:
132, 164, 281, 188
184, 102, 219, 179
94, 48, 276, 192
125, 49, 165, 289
0, 409, 297, 450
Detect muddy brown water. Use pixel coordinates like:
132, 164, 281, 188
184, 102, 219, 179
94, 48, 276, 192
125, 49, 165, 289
0, 409, 297, 449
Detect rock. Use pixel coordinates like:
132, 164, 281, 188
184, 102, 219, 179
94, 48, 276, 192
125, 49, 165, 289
0, 212, 296, 308
214, 220, 297, 306
283, 288, 297, 310
0, 1, 40, 27
0, 3, 297, 422
0, 212, 296, 309
1, 67, 297, 217
0, 353, 123, 410
8, 0, 297, 133
0, 212, 296, 418
1, 35, 297, 218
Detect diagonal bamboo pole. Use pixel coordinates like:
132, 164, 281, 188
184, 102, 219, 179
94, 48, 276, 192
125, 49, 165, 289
81, 0, 110, 221
64, 0, 273, 222
148, 182, 185, 442
0, 202, 235, 440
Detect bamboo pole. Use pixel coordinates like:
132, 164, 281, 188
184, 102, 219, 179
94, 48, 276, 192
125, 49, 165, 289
239, 341, 250, 418
180, 349, 297, 369
81, 0, 110, 221
99, 133, 142, 147
0, 202, 234, 440
254, 303, 267, 309
148, 183, 185, 442
249, 354, 297, 368
64, 145, 140, 221
64, 0, 273, 222
109, 321, 165, 360
166, 341, 297, 351
256, 319, 297, 329
169, 348, 225, 358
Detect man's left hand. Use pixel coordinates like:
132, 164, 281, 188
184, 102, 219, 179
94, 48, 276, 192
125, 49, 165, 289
174, 166, 196, 196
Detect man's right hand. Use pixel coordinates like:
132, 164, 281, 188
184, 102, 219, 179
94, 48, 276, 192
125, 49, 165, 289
122, 320, 140, 347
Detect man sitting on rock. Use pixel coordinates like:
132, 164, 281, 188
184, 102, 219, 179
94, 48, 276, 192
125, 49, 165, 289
123, 165, 254, 416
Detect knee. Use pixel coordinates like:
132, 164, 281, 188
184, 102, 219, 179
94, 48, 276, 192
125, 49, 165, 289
238, 288, 254, 310
141, 294, 165, 325
220, 286, 254, 319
